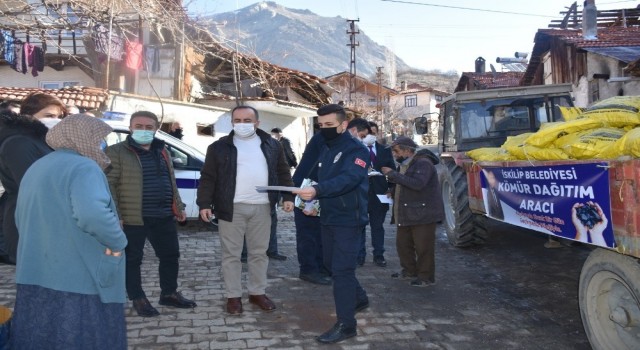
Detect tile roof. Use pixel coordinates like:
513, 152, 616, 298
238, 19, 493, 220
522, 26, 640, 85
535, 27, 640, 49
0, 86, 110, 110
455, 72, 524, 92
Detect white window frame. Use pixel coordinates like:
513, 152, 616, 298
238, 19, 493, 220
39, 81, 80, 89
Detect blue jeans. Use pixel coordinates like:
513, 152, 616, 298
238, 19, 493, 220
359, 201, 388, 260
123, 216, 180, 300
294, 208, 325, 275
322, 224, 368, 328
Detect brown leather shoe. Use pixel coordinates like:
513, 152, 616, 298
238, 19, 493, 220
226, 297, 243, 315
249, 294, 276, 312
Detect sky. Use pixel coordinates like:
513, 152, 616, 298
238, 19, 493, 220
186, 0, 640, 74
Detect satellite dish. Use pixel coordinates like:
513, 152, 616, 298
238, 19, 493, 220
489, 64, 497, 79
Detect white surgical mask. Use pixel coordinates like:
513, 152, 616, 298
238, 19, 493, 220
362, 134, 376, 146
234, 123, 256, 138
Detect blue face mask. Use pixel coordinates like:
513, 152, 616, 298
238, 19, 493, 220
100, 140, 108, 150
131, 130, 155, 145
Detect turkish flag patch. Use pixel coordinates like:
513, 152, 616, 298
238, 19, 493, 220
355, 158, 366, 168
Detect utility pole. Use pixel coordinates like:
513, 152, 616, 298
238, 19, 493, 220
346, 19, 359, 106
376, 66, 384, 135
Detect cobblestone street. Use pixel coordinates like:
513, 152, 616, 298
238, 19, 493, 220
1, 210, 592, 349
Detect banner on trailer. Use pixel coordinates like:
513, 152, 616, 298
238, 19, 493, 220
479, 162, 615, 248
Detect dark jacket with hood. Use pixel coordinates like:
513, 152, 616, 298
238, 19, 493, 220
0, 113, 52, 262
387, 151, 444, 227
196, 128, 294, 222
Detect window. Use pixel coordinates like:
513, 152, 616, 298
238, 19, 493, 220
39, 81, 80, 89
589, 80, 600, 104
46, 3, 84, 37
435, 95, 443, 102
405, 94, 417, 107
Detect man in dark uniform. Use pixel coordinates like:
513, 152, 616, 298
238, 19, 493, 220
292, 131, 330, 285
294, 104, 370, 344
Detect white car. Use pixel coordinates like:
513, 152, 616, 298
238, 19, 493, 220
103, 120, 206, 220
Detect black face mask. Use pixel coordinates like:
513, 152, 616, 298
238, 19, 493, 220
320, 127, 340, 140
395, 156, 407, 164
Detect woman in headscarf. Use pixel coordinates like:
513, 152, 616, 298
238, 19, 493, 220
0, 110, 51, 265
11, 114, 128, 349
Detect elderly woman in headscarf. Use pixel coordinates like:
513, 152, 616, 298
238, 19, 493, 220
11, 114, 128, 349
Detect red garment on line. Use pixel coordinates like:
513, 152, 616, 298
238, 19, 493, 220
125, 41, 143, 70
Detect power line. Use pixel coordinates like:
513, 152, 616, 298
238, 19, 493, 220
380, 0, 557, 18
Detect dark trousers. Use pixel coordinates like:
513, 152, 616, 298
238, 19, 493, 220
294, 208, 325, 275
322, 224, 368, 328
358, 201, 388, 259
396, 223, 436, 282
266, 206, 279, 255
0, 194, 7, 259
123, 216, 180, 300
2, 195, 18, 264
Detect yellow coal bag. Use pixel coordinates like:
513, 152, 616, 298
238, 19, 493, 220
554, 127, 626, 159
580, 96, 640, 127
559, 106, 585, 121
502, 133, 569, 160
525, 119, 603, 147
597, 127, 640, 159
466, 147, 515, 161
502, 133, 532, 158
590, 96, 640, 111
519, 145, 570, 160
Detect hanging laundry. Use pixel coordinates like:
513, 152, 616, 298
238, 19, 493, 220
3, 32, 15, 68
31, 46, 45, 77
144, 46, 161, 73
13, 41, 25, 74
24, 43, 35, 69
92, 24, 124, 63
125, 41, 143, 70
0, 31, 5, 60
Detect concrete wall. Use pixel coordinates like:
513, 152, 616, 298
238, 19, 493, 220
572, 53, 640, 107
0, 65, 94, 88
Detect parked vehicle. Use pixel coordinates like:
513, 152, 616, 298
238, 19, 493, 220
414, 84, 640, 350
103, 119, 205, 220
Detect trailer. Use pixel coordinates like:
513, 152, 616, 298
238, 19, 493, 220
418, 84, 640, 349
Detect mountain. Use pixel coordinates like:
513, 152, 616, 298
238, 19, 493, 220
204, 2, 412, 81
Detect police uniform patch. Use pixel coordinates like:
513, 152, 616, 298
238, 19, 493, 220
333, 152, 342, 163
355, 158, 366, 168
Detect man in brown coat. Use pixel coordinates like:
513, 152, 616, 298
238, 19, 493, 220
381, 136, 444, 287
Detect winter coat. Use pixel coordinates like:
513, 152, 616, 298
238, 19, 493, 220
0, 116, 51, 262
292, 132, 324, 187
279, 136, 298, 168
196, 128, 294, 222
16, 149, 127, 303
313, 131, 369, 227
387, 155, 444, 227
105, 137, 185, 226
